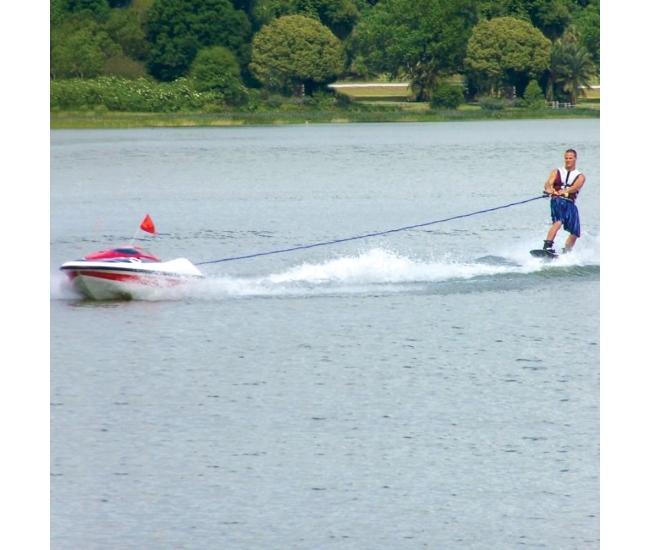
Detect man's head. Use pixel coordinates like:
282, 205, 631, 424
564, 149, 577, 170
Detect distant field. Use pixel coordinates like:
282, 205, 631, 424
329, 83, 412, 100
330, 82, 600, 106
582, 86, 600, 100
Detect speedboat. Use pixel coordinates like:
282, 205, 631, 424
60, 246, 205, 300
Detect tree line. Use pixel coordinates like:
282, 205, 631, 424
50, 0, 600, 110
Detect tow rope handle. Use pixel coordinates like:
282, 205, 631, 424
543, 190, 570, 198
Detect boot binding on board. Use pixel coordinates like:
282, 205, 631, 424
542, 240, 556, 255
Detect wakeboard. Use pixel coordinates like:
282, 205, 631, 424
530, 249, 559, 260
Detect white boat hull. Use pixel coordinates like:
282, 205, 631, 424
61, 258, 204, 300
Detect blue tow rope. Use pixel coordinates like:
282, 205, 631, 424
195, 195, 545, 266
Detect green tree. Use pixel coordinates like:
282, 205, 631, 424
64, 0, 111, 19
51, 0, 68, 26
249, 15, 344, 95
51, 28, 106, 78
573, 0, 599, 72
145, 0, 252, 81
478, 0, 570, 40
526, 0, 571, 41
464, 16, 551, 98
543, 40, 596, 103
189, 46, 247, 103
191, 47, 241, 89
429, 81, 464, 109
522, 79, 545, 107
232, 0, 255, 16
104, 7, 149, 60
51, 14, 121, 78
556, 41, 596, 104
348, 0, 477, 101
544, 40, 570, 101
252, 0, 360, 39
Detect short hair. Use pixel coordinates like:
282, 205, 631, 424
565, 148, 578, 157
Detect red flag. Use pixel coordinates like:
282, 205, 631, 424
140, 214, 156, 234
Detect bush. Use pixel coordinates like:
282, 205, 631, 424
522, 80, 546, 108
189, 46, 248, 105
50, 76, 228, 112
335, 92, 352, 107
429, 82, 464, 110
103, 54, 149, 80
303, 90, 338, 108
477, 96, 513, 110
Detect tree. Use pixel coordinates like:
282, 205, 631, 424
544, 40, 570, 101
51, 29, 106, 79
522, 80, 545, 108
556, 42, 596, 104
348, 0, 478, 101
189, 46, 247, 103
429, 81, 464, 109
573, 0, 599, 72
252, 0, 360, 39
104, 7, 149, 60
543, 40, 596, 103
145, 0, 252, 81
51, 13, 121, 78
478, 0, 570, 40
64, 0, 112, 19
464, 16, 551, 98
51, 0, 68, 26
526, 0, 571, 41
191, 46, 241, 89
249, 15, 344, 95
232, 0, 255, 15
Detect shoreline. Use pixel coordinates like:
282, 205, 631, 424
51, 107, 599, 129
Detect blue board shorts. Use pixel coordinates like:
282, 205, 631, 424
550, 197, 581, 237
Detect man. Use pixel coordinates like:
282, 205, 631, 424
542, 148, 586, 254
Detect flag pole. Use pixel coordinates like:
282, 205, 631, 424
130, 225, 140, 246
132, 214, 156, 246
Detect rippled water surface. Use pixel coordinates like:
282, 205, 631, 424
51, 120, 599, 549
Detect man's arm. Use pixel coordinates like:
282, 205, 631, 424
543, 169, 558, 194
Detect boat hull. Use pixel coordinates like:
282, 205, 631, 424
60, 258, 204, 300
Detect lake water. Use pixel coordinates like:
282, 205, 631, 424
51, 120, 599, 549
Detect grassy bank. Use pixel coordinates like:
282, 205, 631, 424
50, 77, 599, 129
51, 105, 599, 129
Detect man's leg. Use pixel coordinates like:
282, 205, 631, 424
545, 221, 562, 247
565, 234, 578, 251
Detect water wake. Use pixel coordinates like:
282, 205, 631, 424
51, 241, 600, 302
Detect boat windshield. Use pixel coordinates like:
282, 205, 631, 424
84, 247, 161, 261
114, 247, 151, 255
